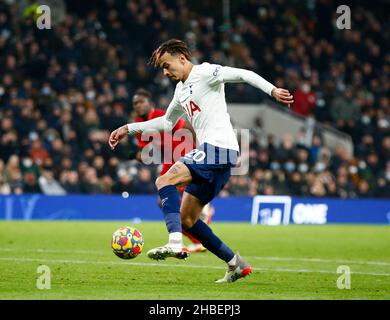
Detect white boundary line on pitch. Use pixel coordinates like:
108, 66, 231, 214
245, 256, 390, 267
1, 247, 390, 267
0, 257, 390, 277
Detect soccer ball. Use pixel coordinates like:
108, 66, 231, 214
111, 226, 144, 259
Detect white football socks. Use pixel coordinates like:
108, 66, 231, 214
168, 232, 183, 251
228, 254, 238, 266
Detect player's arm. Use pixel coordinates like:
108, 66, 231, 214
108, 95, 184, 150
209, 65, 294, 106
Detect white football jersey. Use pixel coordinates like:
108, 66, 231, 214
168, 62, 240, 151
128, 62, 275, 152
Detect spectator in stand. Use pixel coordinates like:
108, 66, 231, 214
291, 81, 316, 116
4, 155, 22, 190
80, 167, 102, 194
38, 170, 66, 195
132, 167, 156, 195
112, 169, 135, 195
61, 170, 82, 194
0, 159, 11, 194
330, 88, 360, 131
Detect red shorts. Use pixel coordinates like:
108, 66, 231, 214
160, 163, 185, 193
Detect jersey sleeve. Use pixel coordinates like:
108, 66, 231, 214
136, 110, 165, 147
202, 63, 276, 96
200, 63, 225, 87
164, 87, 185, 130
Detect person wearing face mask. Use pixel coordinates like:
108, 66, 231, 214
284, 159, 296, 173
314, 161, 327, 173
296, 146, 311, 172
360, 112, 373, 127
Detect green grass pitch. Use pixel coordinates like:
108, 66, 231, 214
0, 221, 389, 300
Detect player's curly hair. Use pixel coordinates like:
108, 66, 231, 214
148, 39, 192, 68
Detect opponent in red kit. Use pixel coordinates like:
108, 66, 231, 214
132, 88, 213, 252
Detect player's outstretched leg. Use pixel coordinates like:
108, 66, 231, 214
181, 192, 252, 282
184, 203, 214, 253
147, 162, 192, 261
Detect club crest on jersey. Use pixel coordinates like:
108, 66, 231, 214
183, 100, 201, 118
213, 66, 221, 77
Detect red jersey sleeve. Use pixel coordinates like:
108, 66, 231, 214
134, 109, 193, 162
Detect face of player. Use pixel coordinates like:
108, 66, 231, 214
159, 52, 187, 82
133, 94, 152, 117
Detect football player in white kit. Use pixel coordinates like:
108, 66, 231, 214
109, 39, 293, 282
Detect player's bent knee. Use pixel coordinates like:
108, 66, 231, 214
155, 174, 178, 190
181, 217, 195, 230
155, 176, 167, 190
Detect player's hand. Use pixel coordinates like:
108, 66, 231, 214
271, 88, 294, 108
108, 125, 128, 150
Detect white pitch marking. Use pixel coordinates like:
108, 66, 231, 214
246, 256, 390, 267
1, 247, 390, 267
0, 257, 389, 277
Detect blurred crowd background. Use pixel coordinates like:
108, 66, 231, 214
0, 0, 389, 198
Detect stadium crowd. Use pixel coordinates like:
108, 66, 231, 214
0, 0, 389, 198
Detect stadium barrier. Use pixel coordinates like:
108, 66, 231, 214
0, 195, 389, 224
228, 103, 354, 156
